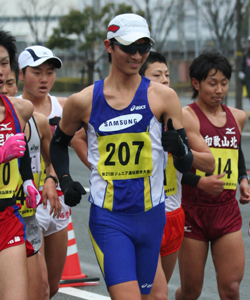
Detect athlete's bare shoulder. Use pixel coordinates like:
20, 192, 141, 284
33, 111, 51, 140
147, 81, 183, 128
66, 85, 94, 111
9, 96, 33, 124
183, 104, 199, 123
61, 84, 94, 133
228, 106, 247, 133
33, 111, 49, 128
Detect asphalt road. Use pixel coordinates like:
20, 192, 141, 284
53, 95, 250, 300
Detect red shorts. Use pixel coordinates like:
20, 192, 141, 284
160, 206, 185, 256
0, 204, 26, 252
182, 199, 242, 241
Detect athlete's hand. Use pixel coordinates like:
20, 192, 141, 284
60, 176, 86, 207
42, 177, 61, 218
239, 178, 250, 205
197, 173, 225, 195
162, 119, 187, 158
23, 179, 42, 208
0, 133, 26, 163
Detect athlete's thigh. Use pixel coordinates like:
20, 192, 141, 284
44, 226, 68, 286
211, 230, 245, 289
27, 253, 44, 300
0, 243, 28, 300
178, 237, 209, 294
161, 250, 179, 283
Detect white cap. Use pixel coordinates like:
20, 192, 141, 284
18, 45, 62, 69
107, 13, 155, 46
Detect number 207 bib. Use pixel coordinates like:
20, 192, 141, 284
97, 131, 153, 180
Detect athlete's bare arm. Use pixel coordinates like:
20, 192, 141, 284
183, 108, 215, 174
70, 128, 91, 170
229, 107, 250, 203
33, 112, 61, 217
59, 86, 93, 136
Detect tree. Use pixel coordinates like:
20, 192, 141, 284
19, 0, 58, 45
193, 0, 248, 56
46, 3, 139, 86
128, 0, 184, 54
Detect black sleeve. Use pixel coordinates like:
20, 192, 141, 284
19, 137, 33, 181
181, 172, 201, 187
238, 140, 248, 184
49, 125, 74, 181
173, 128, 193, 174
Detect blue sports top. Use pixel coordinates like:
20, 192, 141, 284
87, 76, 167, 214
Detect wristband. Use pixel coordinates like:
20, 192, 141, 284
44, 174, 58, 187
238, 175, 249, 184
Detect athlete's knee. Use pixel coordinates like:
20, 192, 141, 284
148, 290, 168, 300
42, 279, 50, 300
219, 280, 240, 300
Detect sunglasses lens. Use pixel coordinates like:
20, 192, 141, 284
118, 43, 151, 55
139, 44, 151, 54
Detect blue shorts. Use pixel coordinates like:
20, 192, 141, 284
89, 202, 166, 295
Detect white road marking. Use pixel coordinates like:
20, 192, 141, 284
59, 287, 111, 299
242, 132, 250, 136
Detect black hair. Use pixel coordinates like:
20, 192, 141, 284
189, 51, 232, 99
0, 30, 17, 68
107, 38, 116, 63
139, 51, 168, 76
11, 57, 19, 85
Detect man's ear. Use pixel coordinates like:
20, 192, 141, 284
104, 39, 113, 54
191, 78, 199, 91
19, 68, 24, 81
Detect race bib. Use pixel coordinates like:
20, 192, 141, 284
98, 131, 153, 180
196, 147, 238, 190
164, 153, 177, 196
0, 159, 19, 199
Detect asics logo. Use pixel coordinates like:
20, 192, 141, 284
0, 122, 12, 131
141, 283, 153, 288
30, 144, 39, 150
130, 105, 146, 111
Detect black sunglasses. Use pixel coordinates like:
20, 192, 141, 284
112, 41, 152, 55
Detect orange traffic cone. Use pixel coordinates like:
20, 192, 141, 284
59, 215, 100, 287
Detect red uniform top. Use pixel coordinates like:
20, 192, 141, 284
0, 95, 22, 202
182, 102, 241, 205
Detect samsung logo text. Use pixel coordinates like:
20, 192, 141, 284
99, 114, 142, 132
